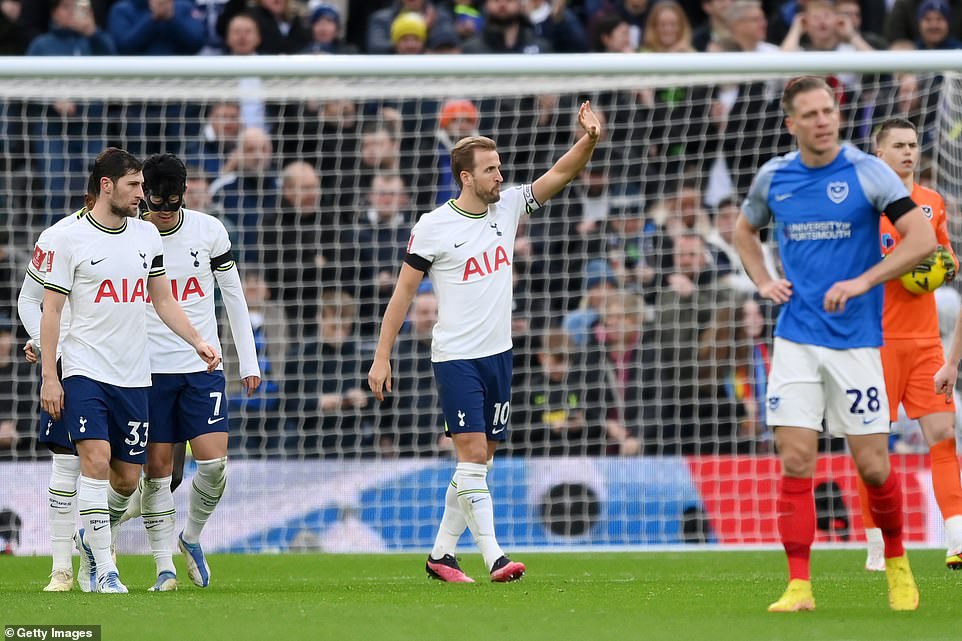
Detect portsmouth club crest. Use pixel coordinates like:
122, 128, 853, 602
827, 181, 849, 204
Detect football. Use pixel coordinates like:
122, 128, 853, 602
900, 249, 952, 295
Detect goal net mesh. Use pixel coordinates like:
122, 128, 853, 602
0, 64, 958, 552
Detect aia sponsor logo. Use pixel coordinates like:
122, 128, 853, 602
93, 276, 205, 303
462, 246, 510, 281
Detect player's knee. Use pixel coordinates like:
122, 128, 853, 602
778, 448, 816, 477
857, 459, 890, 487
110, 474, 139, 496
196, 456, 227, 487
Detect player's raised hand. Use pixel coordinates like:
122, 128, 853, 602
242, 375, 262, 397
934, 362, 958, 402
823, 275, 870, 313
578, 101, 601, 141
196, 342, 222, 372
368, 355, 393, 402
758, 278, 793, 304
40, 375, 64, 422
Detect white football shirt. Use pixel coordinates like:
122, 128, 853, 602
407, 184, 541, 362
145, 208, 232, 374
24, 209, 86, 352
44, 214, 165, 388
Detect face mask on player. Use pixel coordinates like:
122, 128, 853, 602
144, 178, 185, 213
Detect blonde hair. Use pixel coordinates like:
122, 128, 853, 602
643, 1, 694, 52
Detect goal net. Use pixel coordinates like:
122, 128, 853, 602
0, 54, 958, 553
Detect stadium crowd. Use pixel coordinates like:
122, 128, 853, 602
0, 0, 958, 459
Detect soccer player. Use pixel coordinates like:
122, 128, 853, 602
39, 148, 221, 594
856, 118, 962, 571
368, 101, 601, 583
17, 188, 96, 592
734, 76, 936, 612
136, 153, 260, 591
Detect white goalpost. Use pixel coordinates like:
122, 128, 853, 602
0, 51, 960, 554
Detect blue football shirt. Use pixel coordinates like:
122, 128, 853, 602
742, 144, 911, 349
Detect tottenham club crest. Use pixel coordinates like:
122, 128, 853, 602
827, 181, 849, 204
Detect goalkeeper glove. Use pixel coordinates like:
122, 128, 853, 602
936, 246, 957, 283
912, 252, 936, 273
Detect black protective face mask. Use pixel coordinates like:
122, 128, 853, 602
145, 191, 184, 213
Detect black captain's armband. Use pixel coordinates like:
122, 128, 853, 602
404, 253, 431, 273
885, 197, 917, 223
211, 250, 236, 272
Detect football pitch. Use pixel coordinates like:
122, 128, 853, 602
1, 550, 958, 641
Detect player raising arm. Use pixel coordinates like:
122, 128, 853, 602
39, 148, 220, 594
734, 77, 935, 612
369, 101, 601, 583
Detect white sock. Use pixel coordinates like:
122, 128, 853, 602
107, 485, 131, 532
430, 477, 467, 559
48, 454, 80, 572
866, 527, 884, 550
455, 462, 504, 571
77, 476, 117, 578
183, 457, 227, 544
142, 476, 176, 576
112, 476, 143, 546
944, 515, 962, 551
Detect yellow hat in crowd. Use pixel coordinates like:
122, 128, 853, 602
391, 12, 428, 45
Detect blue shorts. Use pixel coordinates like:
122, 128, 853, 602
432, 349, 512, 442
149, 371, 228, 444
62, 375, 150, 464
37, 409, 73, 452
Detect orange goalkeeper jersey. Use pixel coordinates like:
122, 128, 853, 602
880, 183, 957, 340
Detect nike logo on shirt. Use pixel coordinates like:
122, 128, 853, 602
454, 241, 467, 248
774, 193, 793, 202
90, 258, 107, 265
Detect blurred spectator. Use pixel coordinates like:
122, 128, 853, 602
209, 126, 280, 264
915, 0, 962, 48
284, 291, 375, 458
303, 3, 359, 53
380, 290, 446, 456
366, 0, 455, 54
1, 0, 29, 54
184, 167, 215, 213
349, 173, 414, 336
224, 14, 268, 132
602, 0, 651, 50
526, 0, 589, 52
698, 295, 772, 452
835, 0, 888, 48
218, 0, 311, 54
453, 0, 483, 40
20, 0, 113, 46
562, 258, 618, 346
429, 98, 480, 205
0, 231, 15, 323
886, 0, 962, 44
426, 23, 462, 51
193, 0, 230, 54
391, 10, 428, 53
512, 329, 612, 455
641, 0, 695, 51
780, 0, 876, 54
261, 161, 337, 318
706, 196, 777, 294
27, 0, 115, 56
692, 0, 731, 50
589, 12, 632, 51
582, 291, 650, 455
107, 0, 205, 55
185, 101, 241, 177
0, 318, 34, 457
223, 272, 286, 456
462, 0, 552, 52
725, 0, 777, 52
25, 0, 110, 221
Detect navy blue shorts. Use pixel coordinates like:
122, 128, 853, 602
149, 371, 228, 444
432, 349, 512, 442
62, 375, 150, 464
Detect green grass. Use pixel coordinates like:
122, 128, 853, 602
1, 550, 958, 641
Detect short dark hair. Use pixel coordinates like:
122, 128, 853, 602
450, 136, 498, 189
780, 75, 836, 115
874, 117, 918, 146
89, 148, 141, 197
143, 153, 187, 197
